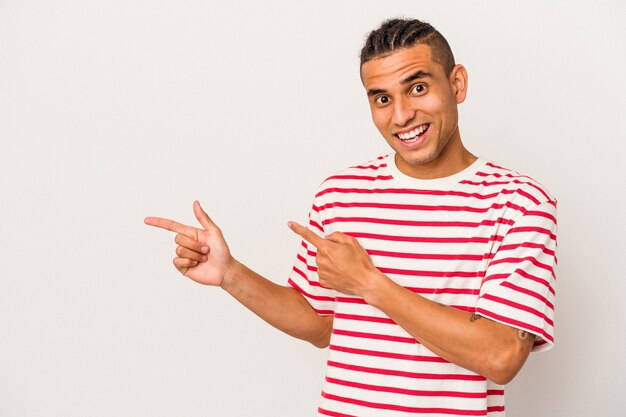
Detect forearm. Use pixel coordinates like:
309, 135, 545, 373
364, 271, 534, 384
221, 260, 332, 348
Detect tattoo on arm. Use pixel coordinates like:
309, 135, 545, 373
469, 313, 482, 322
517, 330, 536, 344
465, 311, 536, 348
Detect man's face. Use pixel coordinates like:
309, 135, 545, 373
361, 44, 467, 178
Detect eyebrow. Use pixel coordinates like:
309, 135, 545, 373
366, 88, 386, 97
366, 70, 433, 97
401, 70, 432, 85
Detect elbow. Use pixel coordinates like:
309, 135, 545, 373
311, 337, 330, 349
310, 327, 331, 349
487, 367, 518, 386
308, 316, 332, 349
483, 346, 531, 385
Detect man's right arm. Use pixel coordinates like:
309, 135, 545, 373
144, 200, 332, 348
221, 260, 332, 348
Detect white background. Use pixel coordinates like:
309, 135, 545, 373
1, 1, 625, 416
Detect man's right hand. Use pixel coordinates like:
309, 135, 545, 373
144, 200, 233, 286
145, 200, 332, 347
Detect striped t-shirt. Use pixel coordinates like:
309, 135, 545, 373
288, 154, 557, 417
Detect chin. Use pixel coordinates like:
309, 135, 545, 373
397, 149, 441, 167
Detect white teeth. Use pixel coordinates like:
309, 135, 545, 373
397, 124, 428, 141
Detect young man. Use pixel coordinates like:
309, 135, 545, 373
145, 18, 557, 417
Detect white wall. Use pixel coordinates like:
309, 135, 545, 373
1, 1, 625, 416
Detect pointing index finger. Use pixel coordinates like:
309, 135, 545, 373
144, 216, 192, 235
288, 221, 327, 250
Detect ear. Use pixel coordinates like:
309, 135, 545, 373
449, 64, 468, 104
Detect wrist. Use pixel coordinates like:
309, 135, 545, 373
220, 258, 241, 291
360, 268, 391, 306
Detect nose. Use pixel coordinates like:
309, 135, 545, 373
391, 96, 415, 127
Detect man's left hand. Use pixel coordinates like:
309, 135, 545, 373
288, 221, 381, 296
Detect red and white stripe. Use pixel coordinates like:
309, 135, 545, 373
288, 155, 557, 416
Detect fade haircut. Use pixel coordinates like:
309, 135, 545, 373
360, 18, 456, 75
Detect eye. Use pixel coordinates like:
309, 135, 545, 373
411, 84, 427, 94
375, 95, 390, 105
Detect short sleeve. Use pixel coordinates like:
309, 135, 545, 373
287, 202, 336, 316
475, 201, 557, 352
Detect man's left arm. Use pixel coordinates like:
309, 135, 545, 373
288, 200, 557, 384
361, 275, 536, 385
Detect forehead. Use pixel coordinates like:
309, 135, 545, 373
361, 44, 443, 89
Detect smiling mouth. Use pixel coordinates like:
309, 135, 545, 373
395, 124, 430, 143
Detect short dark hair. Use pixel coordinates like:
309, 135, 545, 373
360, 18, 456, 75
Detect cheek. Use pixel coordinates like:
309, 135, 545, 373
370, 109, 389, 133
426, 91, 457, 120
421, 94, 446, 115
